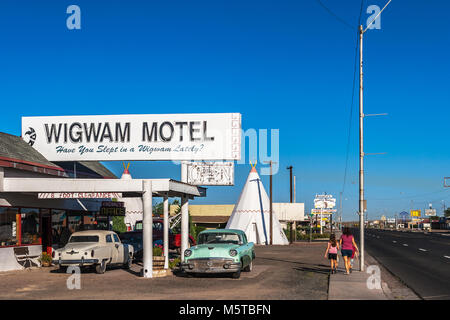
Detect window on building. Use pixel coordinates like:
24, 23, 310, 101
153, 222, 163, 231
20, 208, 40, 245
0, 207, 19, 247
68, 211, 83, 232
51, 209, 66, 245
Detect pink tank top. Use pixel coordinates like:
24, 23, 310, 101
329, 243, 337, 254
341, 235, 354, 250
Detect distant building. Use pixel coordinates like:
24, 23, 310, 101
170, 203, 305, 230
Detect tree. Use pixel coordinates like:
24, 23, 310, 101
112, 216, 127, 233
153, 202, 164, 216
445, 208, 450, 218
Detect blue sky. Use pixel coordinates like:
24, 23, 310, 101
0, 0, 449, 220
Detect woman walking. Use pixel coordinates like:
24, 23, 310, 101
324, 233, 339, 274
340, 228, 359, 275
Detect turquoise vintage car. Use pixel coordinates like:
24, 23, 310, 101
181, 229, 255, 279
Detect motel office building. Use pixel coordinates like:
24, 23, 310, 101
0, 132, 117, 272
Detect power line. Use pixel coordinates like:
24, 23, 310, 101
315, 0, 357, 30
341, 0, 365, 197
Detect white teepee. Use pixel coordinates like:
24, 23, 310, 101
226, 166, 289, 245
118, 163, 143, 231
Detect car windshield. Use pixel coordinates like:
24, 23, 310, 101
69, 235, 99, 243
198, 233, 240, 245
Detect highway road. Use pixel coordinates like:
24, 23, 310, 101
353, 228, 450, 300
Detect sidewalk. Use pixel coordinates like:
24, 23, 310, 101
328, 259, 388, 300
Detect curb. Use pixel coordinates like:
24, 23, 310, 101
364, 250, 422, 300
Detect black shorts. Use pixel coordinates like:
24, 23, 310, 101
328, 253, 337, 260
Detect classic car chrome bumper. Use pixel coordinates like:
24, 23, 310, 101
181, 258, 241, 273
53, 259, 99, 266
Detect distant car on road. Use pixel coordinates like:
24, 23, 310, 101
52, 230, 134, 274
181, 229, 255, 279
120, 218, 195, 261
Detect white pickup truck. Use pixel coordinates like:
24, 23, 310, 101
52, 230, 134, 274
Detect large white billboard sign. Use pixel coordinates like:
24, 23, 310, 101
186, 162, 234, 186
314, 194, 336, 209
22, 113, 241, 161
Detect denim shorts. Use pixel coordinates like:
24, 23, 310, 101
341, 249, 353, 257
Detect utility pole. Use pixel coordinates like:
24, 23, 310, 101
293, 175, 296, 241
357, 0, 391, 272
264, 161, 277, 245
287, 166, 294, 243
359, 23, 365, 272
293, 175, 296, 203
287, 166, 293, 203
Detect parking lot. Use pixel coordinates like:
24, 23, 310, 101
0, 243, 329, 300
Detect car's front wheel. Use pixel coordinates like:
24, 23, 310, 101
243, 260, 253, 272
123, 256, 132, 269
231, 269, 241, 279
95, 260, 107, 274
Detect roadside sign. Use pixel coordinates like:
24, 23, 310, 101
425, 209, 436, 216
311, 209, 336, 214
22, 113, 242, 161
314, 194, 336, 209
186, 161, 234, 186
410, 210, 421, 217
100, 201, 125, 216
100, 207, 125, 216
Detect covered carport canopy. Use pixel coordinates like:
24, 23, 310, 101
0, 177, 206, 278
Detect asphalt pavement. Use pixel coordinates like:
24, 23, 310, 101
353, 228, 450, 300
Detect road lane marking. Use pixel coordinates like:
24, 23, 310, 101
418, 248, 427, 252
403, 244, 408, 247
444, 256, 450, 259
392, 241, 397, 243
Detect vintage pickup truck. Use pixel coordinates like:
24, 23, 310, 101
52, 230, 134, 274
181, 229, 255, 279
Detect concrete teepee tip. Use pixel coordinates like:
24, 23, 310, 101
250, 160, 257, 173
121, 162, 132, 180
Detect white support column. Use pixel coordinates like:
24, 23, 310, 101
181, 161, 188, 183
180, 195, 189, 261
163, 193, 169, 269
142, 180, 153, 278
0, 167, 4, 191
